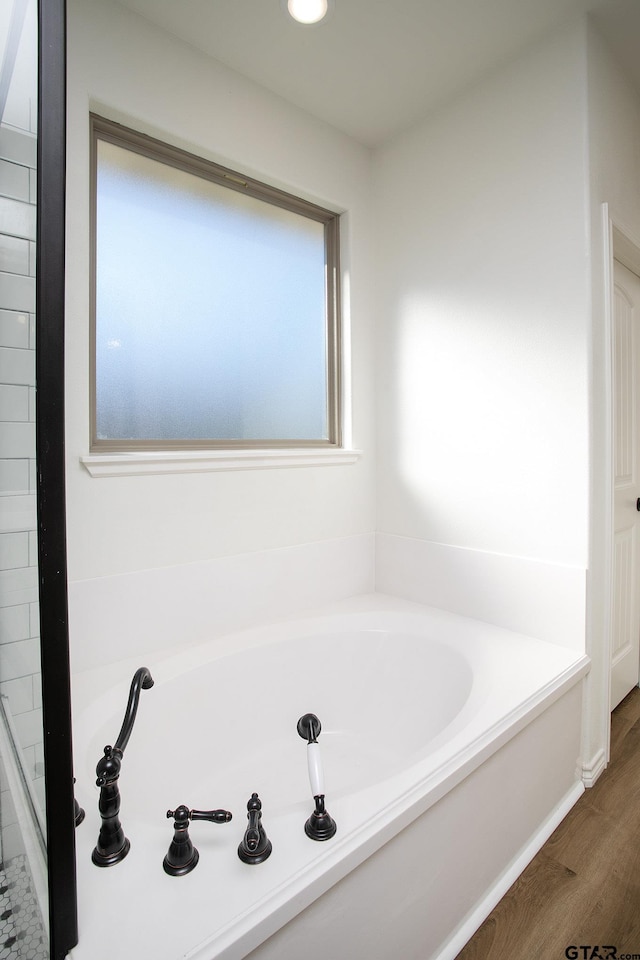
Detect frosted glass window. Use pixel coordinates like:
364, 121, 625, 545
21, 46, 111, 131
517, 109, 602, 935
91, 116, 340, 450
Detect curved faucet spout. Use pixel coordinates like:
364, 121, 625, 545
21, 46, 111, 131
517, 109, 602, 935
92, 666, 154, 867
113, 667, 154, 755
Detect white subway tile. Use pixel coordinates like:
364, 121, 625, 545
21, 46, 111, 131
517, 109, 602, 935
33, 739, 44, 778
0, 384, 29, 421
33, 776, 45, 810
0, 235, 29, 275
0, 675, 34, 715
0, 422, 35, 458
0, 567, 37, 608
8, 111, 33, 139
0, 494, 37, 536
0, 532, 29, 570
2, 822, 25, 860
0, 309, 29, 348
29, 600, 40, 638
32, 672, 42, 710
0, 636, 40, 679
0, 128, 36, 168
0, 603, 30, 642
28, 530, 37, 565
0, 460, 29, 495
0, 197, 36, 241
0, 159, 30, 201
0, 789, 18, 828
0, 346, 35, 385
0, 271, 35, 312
21, 743, 36, 779
34, 755, 47, 787
13, 707, 42, 749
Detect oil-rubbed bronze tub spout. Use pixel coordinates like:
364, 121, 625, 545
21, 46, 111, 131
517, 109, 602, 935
91, 667, 154, 867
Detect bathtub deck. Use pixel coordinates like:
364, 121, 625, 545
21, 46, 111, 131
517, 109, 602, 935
69, 595, 590, 960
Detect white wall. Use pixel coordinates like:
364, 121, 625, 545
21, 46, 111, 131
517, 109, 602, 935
374, 20, 591, 567
588, 26, 640, 235
65, 0, 377, 667
372, 22, 592, 663
370, 16, 640, 776
65, 3, 640, 789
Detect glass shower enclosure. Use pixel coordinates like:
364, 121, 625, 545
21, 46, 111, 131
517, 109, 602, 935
0, 1, 49, 955
1, 1, 77, 958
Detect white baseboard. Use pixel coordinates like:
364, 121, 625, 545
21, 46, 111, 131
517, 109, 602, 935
581, 747, 607, 787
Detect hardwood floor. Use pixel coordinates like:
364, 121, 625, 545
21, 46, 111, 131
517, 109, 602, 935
455, 687, 640, 960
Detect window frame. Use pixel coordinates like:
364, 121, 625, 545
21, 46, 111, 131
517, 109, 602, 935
89, 114, 342, 453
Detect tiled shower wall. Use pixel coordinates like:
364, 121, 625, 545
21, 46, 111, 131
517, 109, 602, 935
0, 120, 44, 850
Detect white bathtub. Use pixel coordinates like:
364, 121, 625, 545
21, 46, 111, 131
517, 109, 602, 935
70, 595, 589, 960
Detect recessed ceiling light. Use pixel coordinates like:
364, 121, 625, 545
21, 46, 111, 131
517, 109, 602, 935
286, 0, 329, 24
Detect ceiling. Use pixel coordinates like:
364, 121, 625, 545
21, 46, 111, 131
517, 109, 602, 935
113, 0, 640, 146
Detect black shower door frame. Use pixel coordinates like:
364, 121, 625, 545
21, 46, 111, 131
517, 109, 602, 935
36, 1, 78, 957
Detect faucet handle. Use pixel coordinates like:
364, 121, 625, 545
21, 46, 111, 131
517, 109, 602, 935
165, 804, 191, 825
95, 744, 122, 786
163, 805, 232, 876
165, 806, 232, 824
238, 793, 272, 864
190, 808, 233, 824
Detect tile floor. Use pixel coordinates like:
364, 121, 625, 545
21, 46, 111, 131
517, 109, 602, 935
0, 856, 47, 960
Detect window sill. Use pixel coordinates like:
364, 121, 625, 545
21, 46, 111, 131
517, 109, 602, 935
80, 447, 362, 478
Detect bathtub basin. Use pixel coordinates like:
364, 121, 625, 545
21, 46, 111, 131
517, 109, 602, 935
70, 595, 589, 960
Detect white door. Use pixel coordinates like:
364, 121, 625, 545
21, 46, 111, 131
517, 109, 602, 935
611, 258, 640, 709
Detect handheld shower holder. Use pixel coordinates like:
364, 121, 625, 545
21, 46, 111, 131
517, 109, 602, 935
297, 712, 337, 841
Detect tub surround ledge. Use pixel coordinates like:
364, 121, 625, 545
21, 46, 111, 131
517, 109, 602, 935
376, 532, 587, 650
68, 534, 375, 673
